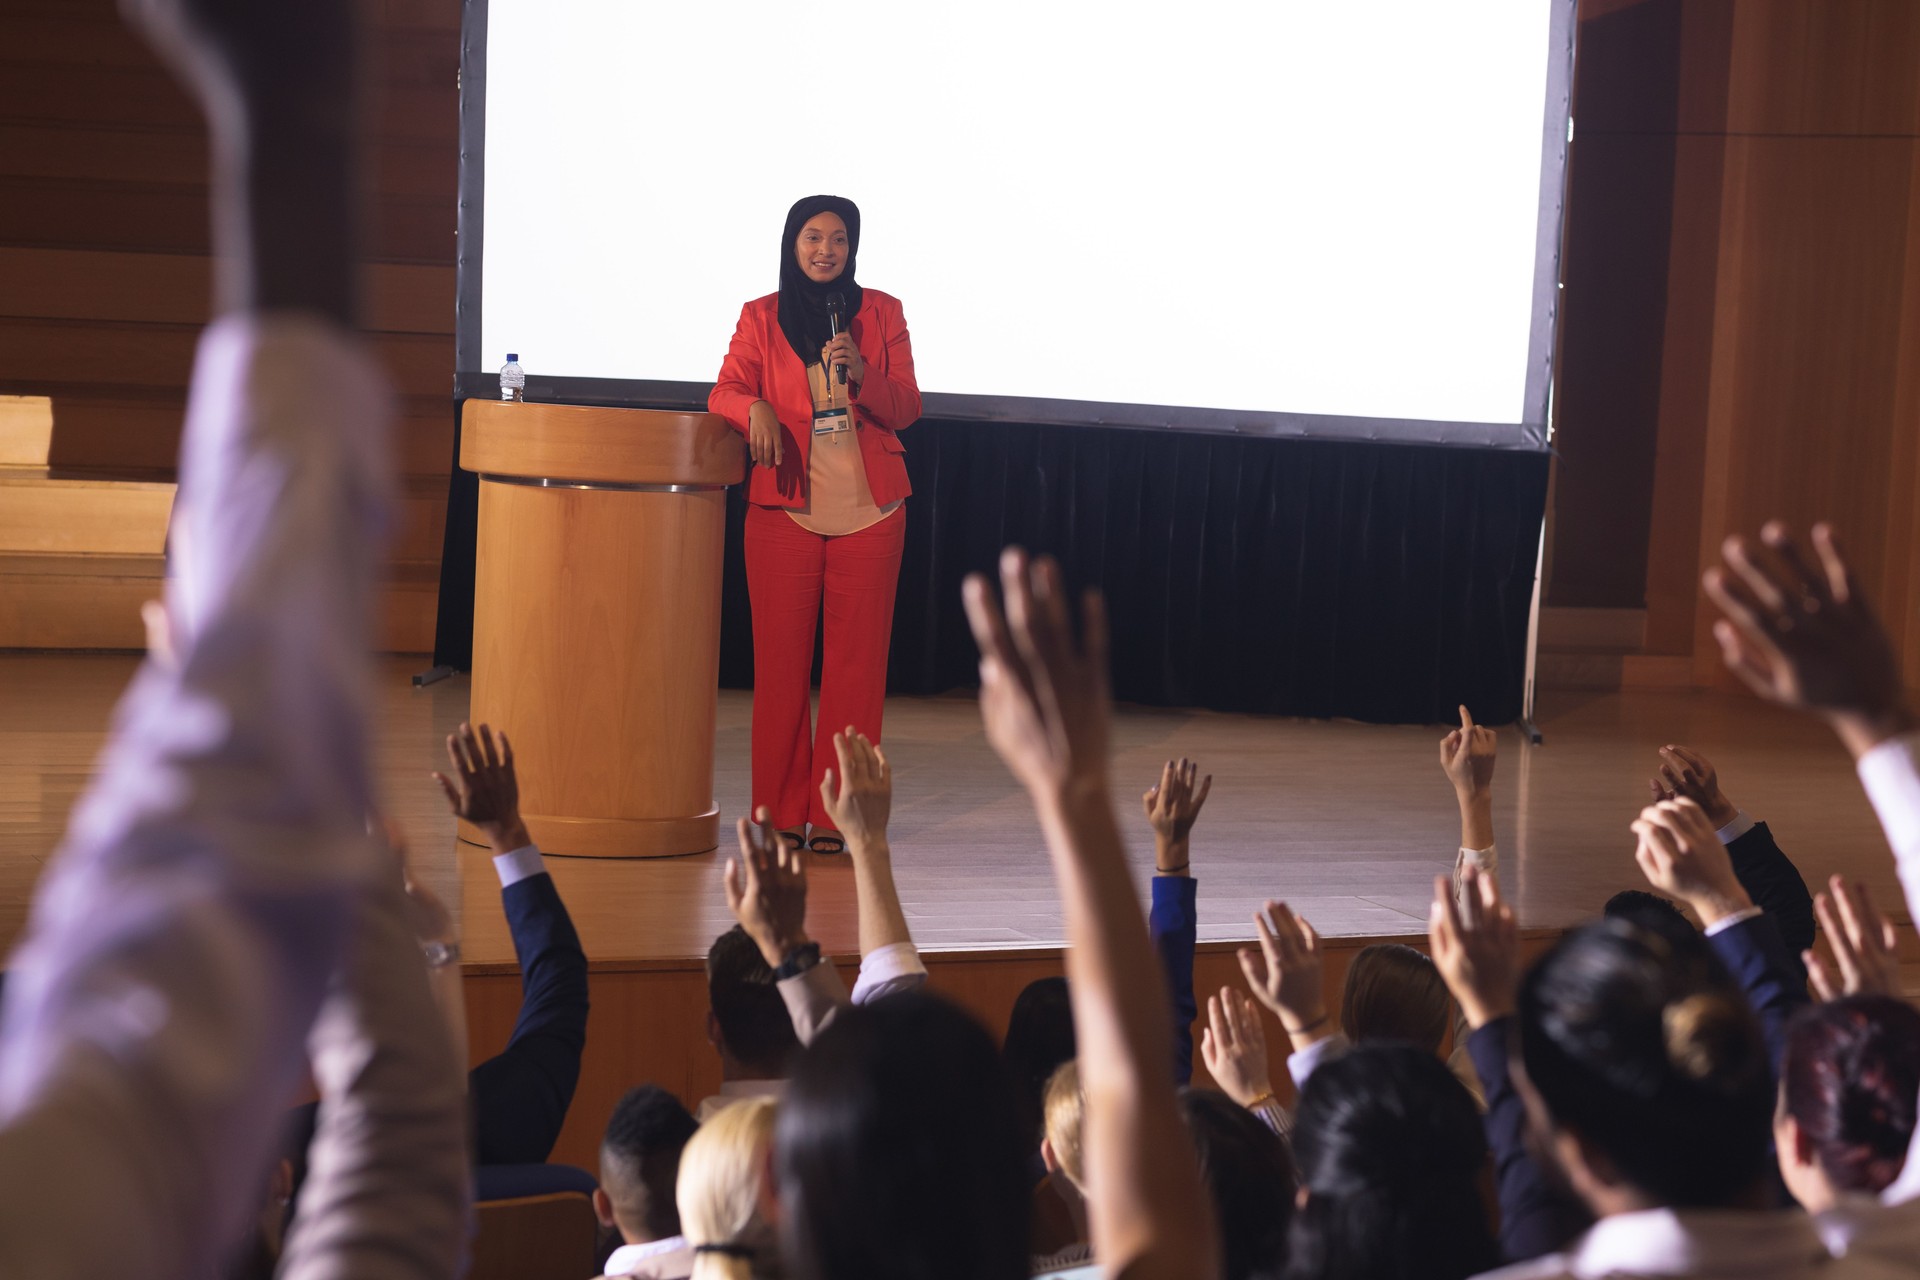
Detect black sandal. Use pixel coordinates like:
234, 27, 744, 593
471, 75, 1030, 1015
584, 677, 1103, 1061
777, 829, 805, 852
806, 831, 847, 856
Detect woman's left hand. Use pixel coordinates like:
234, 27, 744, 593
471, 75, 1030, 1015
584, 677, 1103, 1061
821, 332, 866, 385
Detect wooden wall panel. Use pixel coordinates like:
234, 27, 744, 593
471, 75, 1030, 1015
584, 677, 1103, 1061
1556, 0, 1920, 691
0, 0, 461, 653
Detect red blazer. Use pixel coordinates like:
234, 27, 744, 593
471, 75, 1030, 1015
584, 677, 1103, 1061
708, 289, 921, 510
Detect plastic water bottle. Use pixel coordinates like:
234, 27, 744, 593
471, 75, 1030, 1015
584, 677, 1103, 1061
499, 353, 525, 402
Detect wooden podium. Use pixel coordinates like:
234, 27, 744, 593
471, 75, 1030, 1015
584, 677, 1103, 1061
458, 400, 747, 858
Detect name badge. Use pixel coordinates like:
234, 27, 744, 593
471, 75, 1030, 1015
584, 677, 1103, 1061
812, 406, 852, 437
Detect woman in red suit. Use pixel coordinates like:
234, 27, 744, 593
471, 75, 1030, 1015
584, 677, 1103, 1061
709, 194, 920, 853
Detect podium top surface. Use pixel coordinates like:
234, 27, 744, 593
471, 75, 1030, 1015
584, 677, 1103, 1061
460, 400, 747, 488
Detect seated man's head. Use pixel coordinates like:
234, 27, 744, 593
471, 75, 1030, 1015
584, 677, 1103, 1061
707, 925, 800, 1079
596, 1085, 700, 1245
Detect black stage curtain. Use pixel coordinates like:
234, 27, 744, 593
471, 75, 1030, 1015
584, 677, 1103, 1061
437, 412, 1549, 726
719, 422, 1548, 725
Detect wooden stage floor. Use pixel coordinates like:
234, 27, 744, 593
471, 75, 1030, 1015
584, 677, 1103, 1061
2, 652, 1911, 969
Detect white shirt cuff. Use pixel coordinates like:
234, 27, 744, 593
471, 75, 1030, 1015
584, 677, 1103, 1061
850, 941, 928, 1004
1716, 810, 1757, 843
1285, 1033, 1346, 1090
1455, 844, 1498, 911
1859, 733, 1920, 864
492, 844, 547, 888
1703, 906, 1764, 937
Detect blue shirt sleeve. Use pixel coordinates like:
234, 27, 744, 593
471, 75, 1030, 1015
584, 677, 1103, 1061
1150, 875, 1199, 1086
1467, 1016, 1592, 1262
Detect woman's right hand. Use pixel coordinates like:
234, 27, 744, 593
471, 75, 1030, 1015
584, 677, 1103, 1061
748, 400, 784, 468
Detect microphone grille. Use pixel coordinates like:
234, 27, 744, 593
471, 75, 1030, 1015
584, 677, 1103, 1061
825, 291, 846, 313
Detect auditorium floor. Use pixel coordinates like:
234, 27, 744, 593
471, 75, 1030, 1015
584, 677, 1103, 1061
2, 652, 1909, 970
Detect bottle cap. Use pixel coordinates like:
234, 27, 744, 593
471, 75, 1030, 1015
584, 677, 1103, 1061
506, 353, 519, 363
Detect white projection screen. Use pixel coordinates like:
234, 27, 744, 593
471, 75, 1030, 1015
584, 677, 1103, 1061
456, 1, 1574, 448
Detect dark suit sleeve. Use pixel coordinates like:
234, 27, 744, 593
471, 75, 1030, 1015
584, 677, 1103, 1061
469, 872, 591, 1165
1150, 876, 1199, 1087
1467, 1017, 1591, 1263
1726, 821, 1815, 981
1706, 911, 1809, 1077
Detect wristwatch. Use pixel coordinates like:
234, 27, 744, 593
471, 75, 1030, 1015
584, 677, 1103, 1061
772, 941, 822, 981
421, 939, 462, 970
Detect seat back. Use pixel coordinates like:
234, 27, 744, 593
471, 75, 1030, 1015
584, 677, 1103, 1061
470, 1191, 600, 1280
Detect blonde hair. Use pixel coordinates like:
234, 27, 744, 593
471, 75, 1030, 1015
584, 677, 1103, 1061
1042, 1059, 1086, 1191
677, 1097, 779, 1280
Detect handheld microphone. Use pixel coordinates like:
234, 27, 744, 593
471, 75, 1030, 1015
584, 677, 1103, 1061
825, 291, 848, 385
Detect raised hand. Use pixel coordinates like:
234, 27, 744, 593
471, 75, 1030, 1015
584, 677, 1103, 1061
819, 728, 892, 851
1429, 865, 1518, 1029
1142, 758, 1211, 874
724, 806, 811, 969
1439, 705, 1498, 799
1703, 522, 1911, 757
1200, 987, 1273, 1109
962, 549, 1111, 803
1648, 745, 1739, 829
433, 722, 530, 854
1805, 875, 1902, 1001
1631, 797, 1753, 928
1238, 901, 1328, 1041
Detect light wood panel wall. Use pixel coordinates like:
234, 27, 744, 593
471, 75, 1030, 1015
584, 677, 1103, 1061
1554, 0, 1920, 690
0, 0, 460, 651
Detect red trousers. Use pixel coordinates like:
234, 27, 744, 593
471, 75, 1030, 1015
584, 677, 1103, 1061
744, 503, 906, 830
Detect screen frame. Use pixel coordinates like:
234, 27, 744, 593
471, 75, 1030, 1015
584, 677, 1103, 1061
453, 0, 1575, 450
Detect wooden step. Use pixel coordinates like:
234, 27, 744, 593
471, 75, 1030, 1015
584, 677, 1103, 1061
0, 466, 447, 562
6, 389, 453, 476
0, 552, 441, 653
0, 396, 52, 465
0, 467, 175, 555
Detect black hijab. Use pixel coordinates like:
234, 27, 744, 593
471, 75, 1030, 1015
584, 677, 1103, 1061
776, 194, 863, 368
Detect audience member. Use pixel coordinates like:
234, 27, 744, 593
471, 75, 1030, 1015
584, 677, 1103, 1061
1340, 944, 1449, 1053
1698, 519, 1920, 1268
434, 721, 592, 1165
711, 730, 926, 1107
594, 1086, 701, 1280
699, 926, 799, 1120
1284, 1044, 1497, 1280
1032, 1060, 1091, 1273
962, 550, 1219, 1280
0, 0, 470, 1273
1647, 744, 1818, 977
1481, 916, 1805, 1278
774, 992, 1031, 1280
1179, 1087, 1297, 1280
677, 1097, 781, 1280
1703, 524, 1920, 1201
1004, 976, 1076, 1150
1143, 758, 1211, 1083
1780, 997, 1920, 1216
